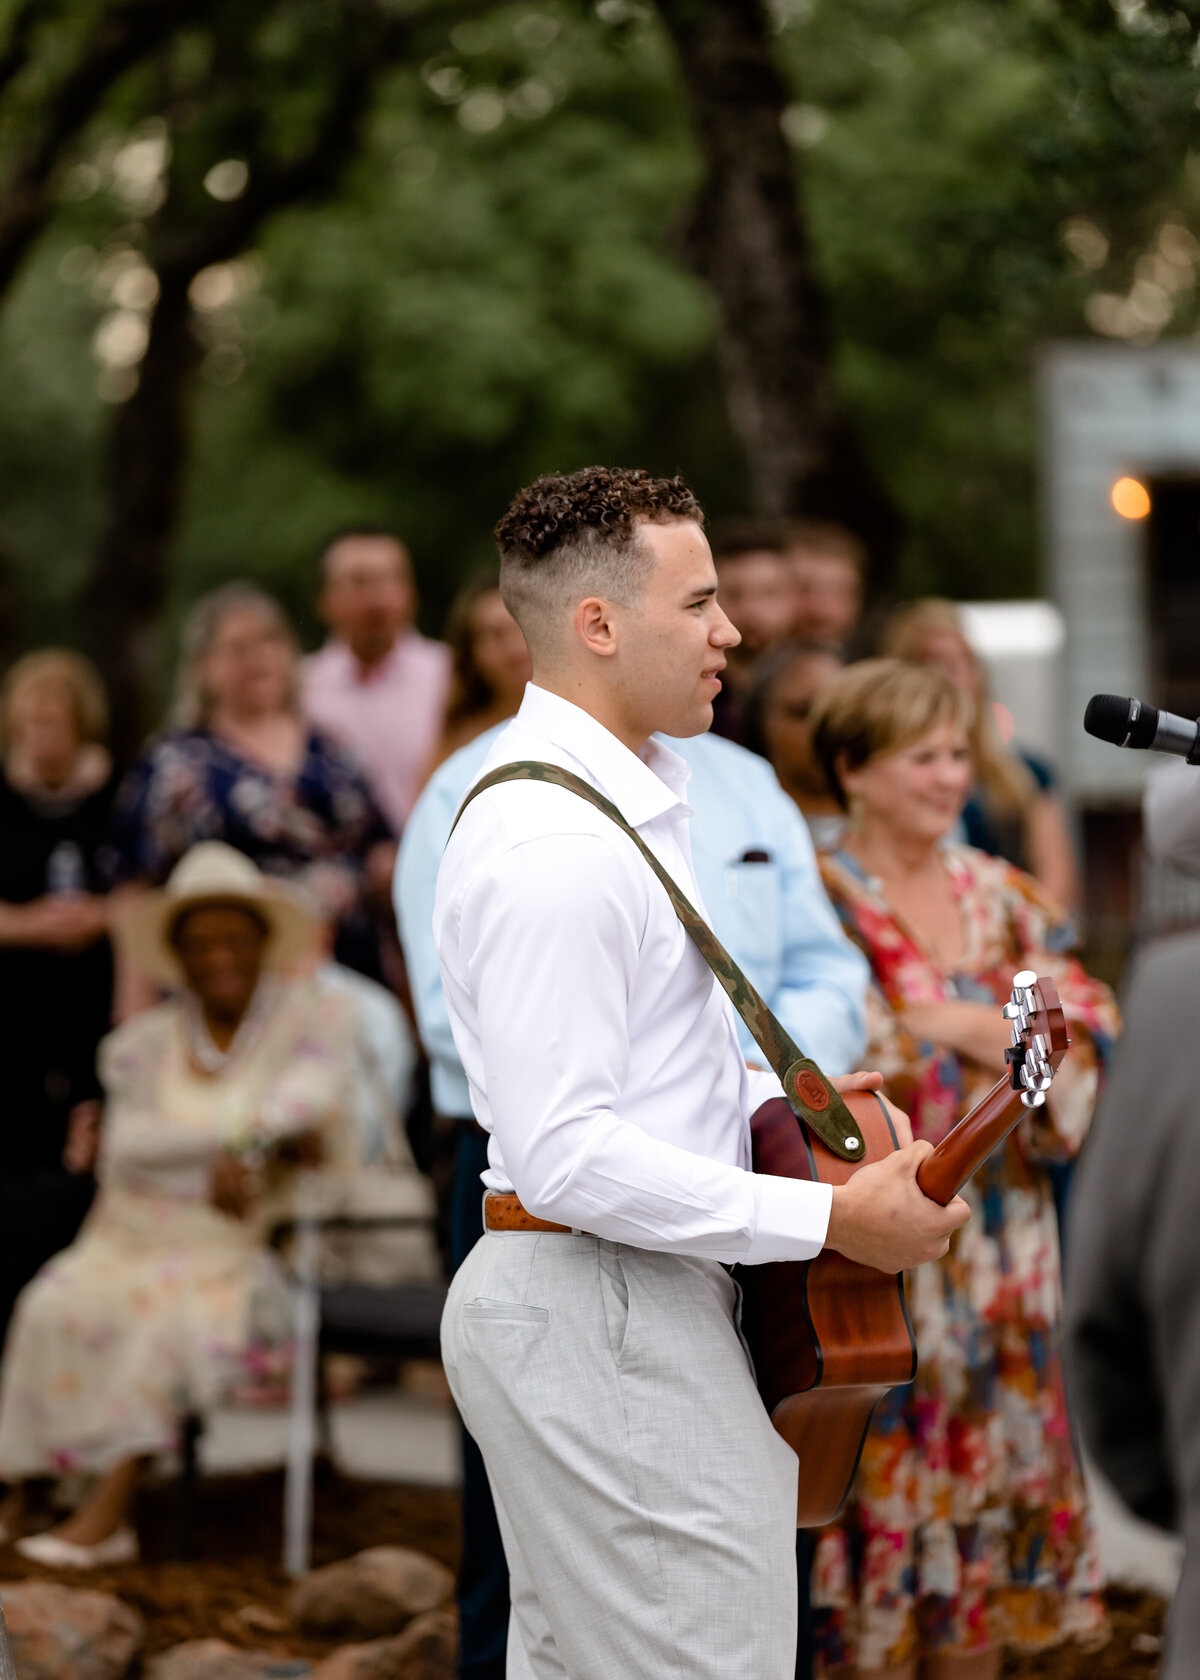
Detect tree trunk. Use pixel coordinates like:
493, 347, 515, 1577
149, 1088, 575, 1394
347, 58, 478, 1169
0, 537, 23, 671
80, 271, 195, 762
656, 0, 901, 583
76, 1, 408, 756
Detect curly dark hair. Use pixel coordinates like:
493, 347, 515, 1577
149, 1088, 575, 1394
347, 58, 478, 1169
494, 467, 703, 562
494, 467, 705, 650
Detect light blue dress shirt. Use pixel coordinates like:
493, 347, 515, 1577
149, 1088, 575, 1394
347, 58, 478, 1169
395, 726, 867, 1118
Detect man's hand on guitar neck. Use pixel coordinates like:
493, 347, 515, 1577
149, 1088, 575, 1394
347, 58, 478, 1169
824, 1071, 970, 1272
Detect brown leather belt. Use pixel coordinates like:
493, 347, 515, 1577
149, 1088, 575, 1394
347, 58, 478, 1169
484, 1193, 573, 1234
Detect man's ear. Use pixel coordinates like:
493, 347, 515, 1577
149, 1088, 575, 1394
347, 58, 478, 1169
573, 596, 619, 660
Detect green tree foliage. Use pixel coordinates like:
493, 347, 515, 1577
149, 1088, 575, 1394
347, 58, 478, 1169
0, 0, 1196, 689
774, 0, 1200, 595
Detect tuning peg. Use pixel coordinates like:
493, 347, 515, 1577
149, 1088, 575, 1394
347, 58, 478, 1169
1002, 1001, 1023, 1021
1020, 1088, 1047, 1109
1013, 970, 1038, 990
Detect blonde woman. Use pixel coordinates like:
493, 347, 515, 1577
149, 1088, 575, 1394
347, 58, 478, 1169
805, 660, 1117, 1678
883, 600, 1077, 909
107, 584, 393, 988
0, 651, 116, 1341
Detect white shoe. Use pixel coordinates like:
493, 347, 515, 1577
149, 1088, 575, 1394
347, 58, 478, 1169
15, 1525, 139, 1569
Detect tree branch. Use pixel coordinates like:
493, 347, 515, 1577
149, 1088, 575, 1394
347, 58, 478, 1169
0, 0, 208, 299
153, 21, 387, 281
0, 0, 53, 102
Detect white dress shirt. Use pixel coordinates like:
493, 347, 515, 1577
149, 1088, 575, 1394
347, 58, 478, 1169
433, 684, 833, 1264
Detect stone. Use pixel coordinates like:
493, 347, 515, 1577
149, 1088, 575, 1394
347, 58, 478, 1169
0, 1581, 144, 1680
219, 1607, 290, 1640
309, 1611, 457, 1680
145, 1641, 309, 1680
289, 1549, 453, 1640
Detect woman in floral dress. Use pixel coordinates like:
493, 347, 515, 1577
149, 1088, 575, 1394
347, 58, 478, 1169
104, 583, 393, 986
806, 659, 1118, 1680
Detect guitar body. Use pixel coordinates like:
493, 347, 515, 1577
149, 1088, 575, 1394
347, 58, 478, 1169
740, 1091, 916, 1527
739, 971, 1071, 1528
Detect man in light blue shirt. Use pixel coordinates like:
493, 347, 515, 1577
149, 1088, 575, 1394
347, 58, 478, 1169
395, 723, 867, 1680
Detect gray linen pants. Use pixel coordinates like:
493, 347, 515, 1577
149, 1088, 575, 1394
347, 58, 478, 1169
440, 1229, 799, 1679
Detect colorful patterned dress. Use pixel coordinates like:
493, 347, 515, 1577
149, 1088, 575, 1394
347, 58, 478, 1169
0, 979, 357, 1477
812, 843, 1119, 1670
102, 726, 393, 976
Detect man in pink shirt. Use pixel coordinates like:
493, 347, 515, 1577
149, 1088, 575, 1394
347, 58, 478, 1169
302, 527, 452, 831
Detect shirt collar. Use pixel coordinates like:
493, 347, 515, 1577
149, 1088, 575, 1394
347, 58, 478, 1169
512, 684, 690, 828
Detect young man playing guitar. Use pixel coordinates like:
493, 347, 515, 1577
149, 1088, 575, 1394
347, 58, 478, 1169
435, 467, 968, 1679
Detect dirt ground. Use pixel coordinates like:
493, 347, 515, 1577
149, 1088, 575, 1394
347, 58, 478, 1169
0, 1466, 1169, 1673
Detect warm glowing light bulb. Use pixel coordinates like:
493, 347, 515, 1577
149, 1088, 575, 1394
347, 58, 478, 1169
1111, 477, 1151, 520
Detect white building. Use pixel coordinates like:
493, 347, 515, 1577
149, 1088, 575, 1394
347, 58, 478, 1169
1038, 343, 1200, 938
1039, 341, 1200, 806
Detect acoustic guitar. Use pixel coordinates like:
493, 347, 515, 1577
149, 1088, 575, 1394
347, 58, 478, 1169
739, 971, 1070, 1528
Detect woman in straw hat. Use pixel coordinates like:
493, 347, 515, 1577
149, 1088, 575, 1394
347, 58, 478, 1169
0, 842, 360, 1567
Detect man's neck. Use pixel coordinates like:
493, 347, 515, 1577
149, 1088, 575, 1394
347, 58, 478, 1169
529, 673, 649, 756
344, 630, 404, 672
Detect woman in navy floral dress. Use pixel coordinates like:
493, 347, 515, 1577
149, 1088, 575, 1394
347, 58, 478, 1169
105, 584, 394, 981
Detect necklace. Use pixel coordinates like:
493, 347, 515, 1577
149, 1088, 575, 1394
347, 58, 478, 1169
184, 978, 277, 1075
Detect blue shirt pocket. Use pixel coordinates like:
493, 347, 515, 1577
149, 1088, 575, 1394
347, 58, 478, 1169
722, 858, 782, 1001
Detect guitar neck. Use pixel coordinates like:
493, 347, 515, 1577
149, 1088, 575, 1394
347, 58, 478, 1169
914, 1072, 1024, 1207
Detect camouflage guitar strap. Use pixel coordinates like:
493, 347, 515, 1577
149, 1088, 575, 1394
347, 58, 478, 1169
452, 760, 865, 1162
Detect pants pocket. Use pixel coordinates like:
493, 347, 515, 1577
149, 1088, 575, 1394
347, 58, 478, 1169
598, 1246, 632, 1365
462, 1298, 550, 1324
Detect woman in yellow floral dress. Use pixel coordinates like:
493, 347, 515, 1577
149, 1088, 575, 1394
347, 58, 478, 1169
807, 661, 1119, 1680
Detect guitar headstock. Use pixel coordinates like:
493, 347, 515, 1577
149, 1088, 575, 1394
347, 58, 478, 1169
1001, 971, 1070, 1108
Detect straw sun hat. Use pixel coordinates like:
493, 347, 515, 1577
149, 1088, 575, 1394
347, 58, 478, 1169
124, 841, 317, 986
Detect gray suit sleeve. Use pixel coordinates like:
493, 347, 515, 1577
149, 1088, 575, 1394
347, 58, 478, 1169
1064, 939, 1186, 1532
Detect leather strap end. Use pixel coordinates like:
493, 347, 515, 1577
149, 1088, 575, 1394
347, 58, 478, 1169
783, 1060, 865, 1161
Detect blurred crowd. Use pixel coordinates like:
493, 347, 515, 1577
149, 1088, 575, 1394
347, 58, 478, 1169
0, 512, 1135, 1676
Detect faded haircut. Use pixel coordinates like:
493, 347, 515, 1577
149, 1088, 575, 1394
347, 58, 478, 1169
494, 466, 703, 656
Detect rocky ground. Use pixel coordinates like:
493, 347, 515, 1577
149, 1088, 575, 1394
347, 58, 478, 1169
0, 1466, 1169, 1676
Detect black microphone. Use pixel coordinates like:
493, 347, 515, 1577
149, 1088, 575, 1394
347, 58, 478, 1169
1084, 693, 1200, 763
